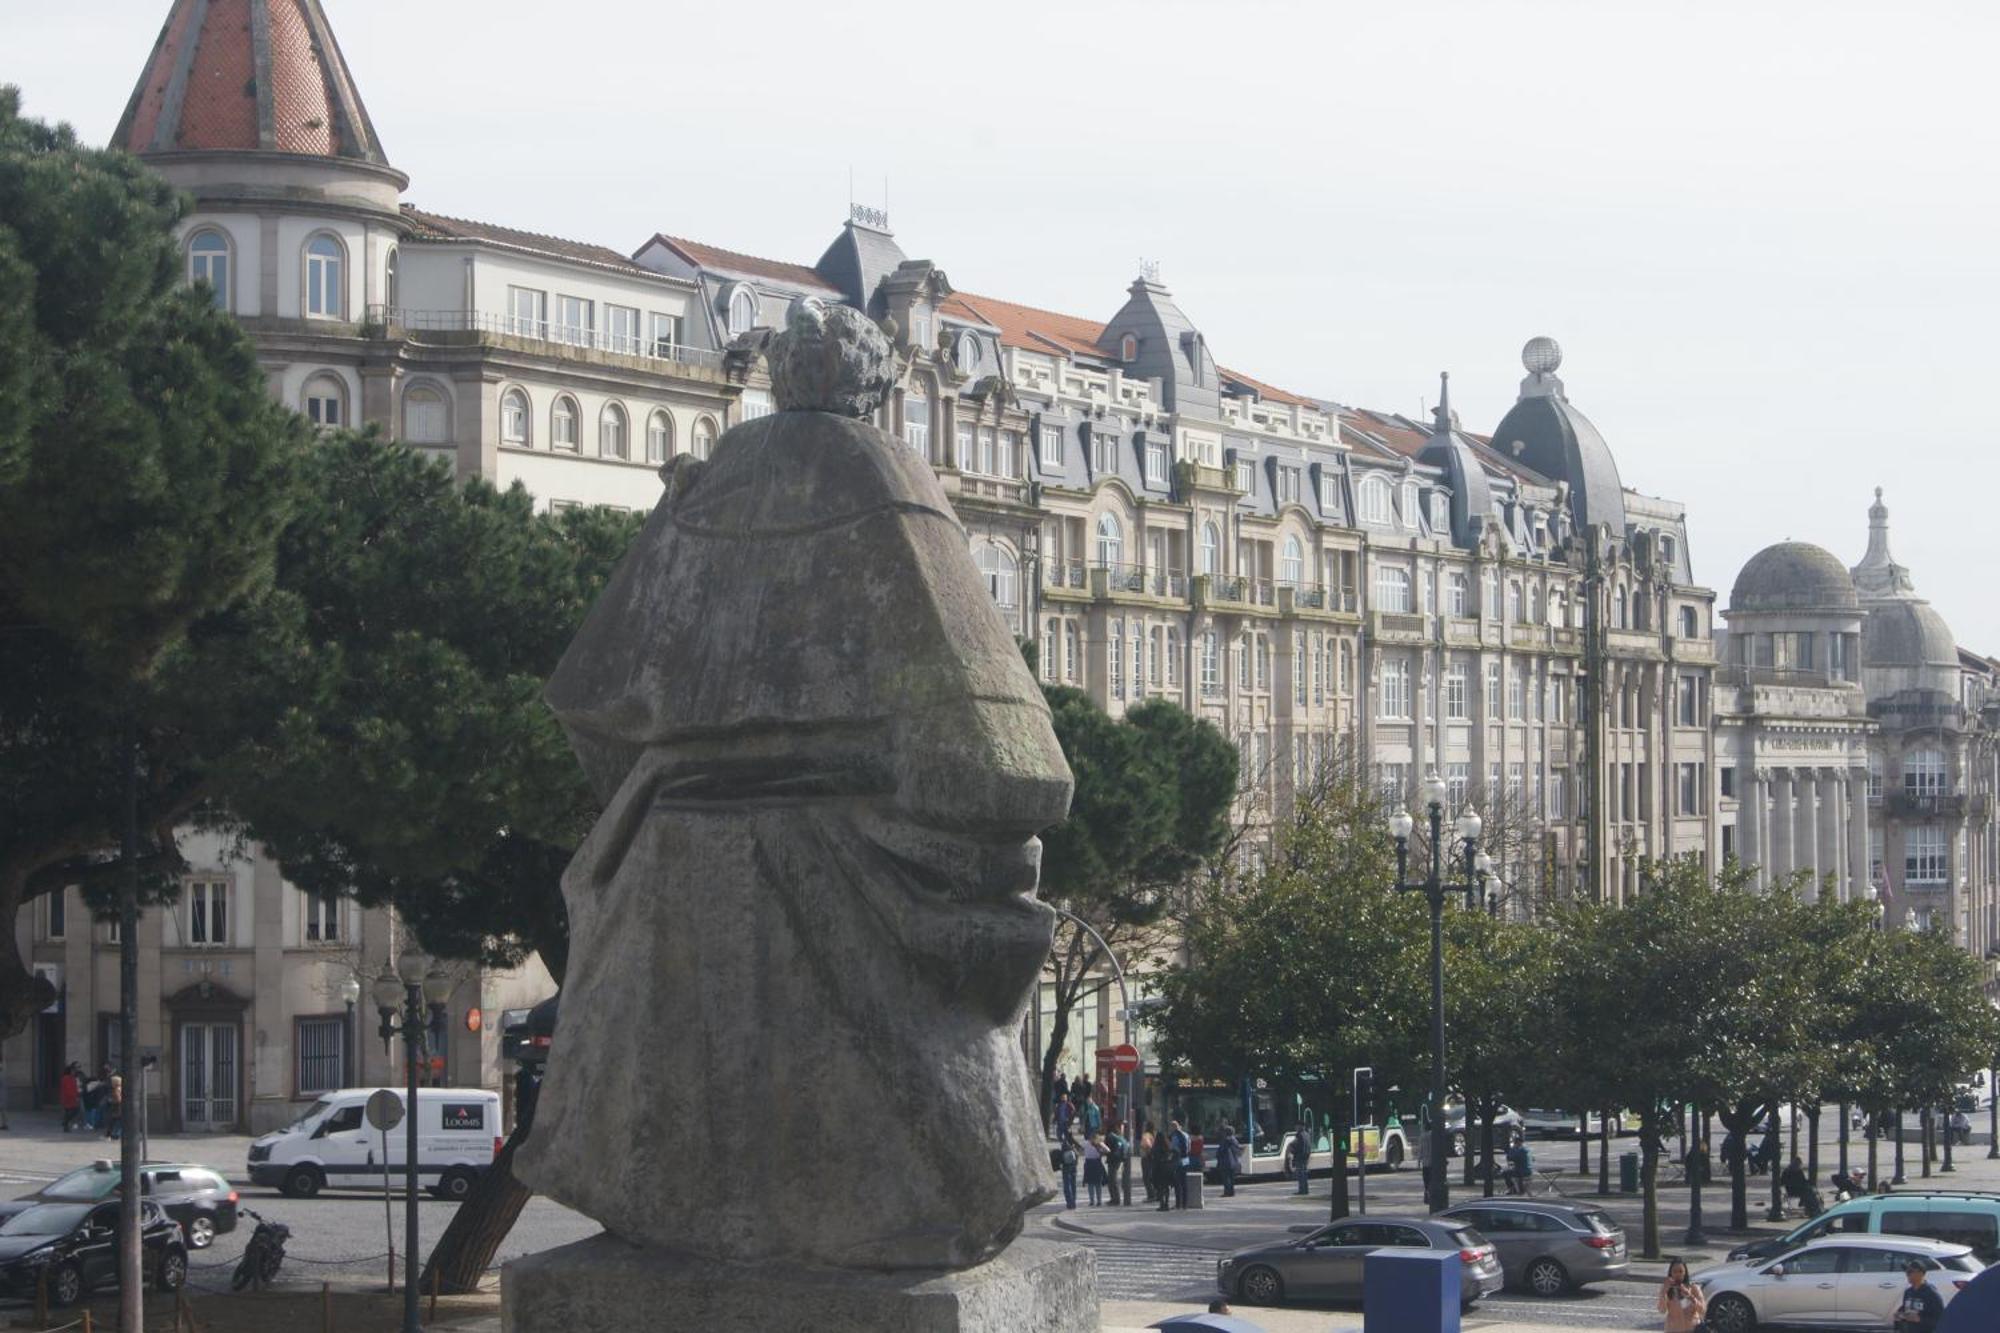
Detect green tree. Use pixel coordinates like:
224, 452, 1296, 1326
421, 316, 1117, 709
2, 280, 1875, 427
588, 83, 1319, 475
1034, 688, 1236, 1122
1152, 767, 1426, 1217
0, 85, 308, 1325
1443, 911, 1558, 1191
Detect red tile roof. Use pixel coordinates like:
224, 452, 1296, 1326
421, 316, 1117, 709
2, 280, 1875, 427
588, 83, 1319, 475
644, 235, 839, 294
402, 207, 673, 279
114, 0, 391, 167
941, 292, 1113, 359
1219, 365, 1318, 409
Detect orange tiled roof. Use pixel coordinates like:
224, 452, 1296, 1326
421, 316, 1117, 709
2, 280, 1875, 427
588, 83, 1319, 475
645, 235, 839, 294
403, 207, 664, 278
114, 0, 391, 167
941, 291, 1113, 359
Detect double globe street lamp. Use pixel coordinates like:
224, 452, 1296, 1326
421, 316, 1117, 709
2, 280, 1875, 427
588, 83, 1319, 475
1389, 771, 1490, 1215
372, 950, 456, 1333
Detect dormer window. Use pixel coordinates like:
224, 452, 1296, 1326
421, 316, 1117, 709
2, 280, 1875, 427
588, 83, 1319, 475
1429, 491, 1450, 532
1399, 481, 1419, 527
912, 309, 933, 348
726, 285, 757, 337
1120, 333, 1138, 362
1356, 476, 1392, 525
958, 331, 981, 371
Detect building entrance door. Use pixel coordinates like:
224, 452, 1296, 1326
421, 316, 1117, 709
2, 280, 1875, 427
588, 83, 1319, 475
33, 1013, 64, 1109
179, 1022, 239, 1130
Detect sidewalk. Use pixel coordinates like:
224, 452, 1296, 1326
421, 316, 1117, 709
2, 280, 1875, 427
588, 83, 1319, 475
0, 1108, 258, 1186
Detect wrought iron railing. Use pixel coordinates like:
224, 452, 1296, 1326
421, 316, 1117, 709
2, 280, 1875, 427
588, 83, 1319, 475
366, 306, 723, 369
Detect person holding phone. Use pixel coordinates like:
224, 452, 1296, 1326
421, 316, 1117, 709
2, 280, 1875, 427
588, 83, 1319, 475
1894, 1260, 1944, 1331
1657, 1259, 1706, 1332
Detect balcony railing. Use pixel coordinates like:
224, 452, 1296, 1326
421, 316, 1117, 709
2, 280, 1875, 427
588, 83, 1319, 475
1149, 570, 1189, 598
1888, 792, 1968, 819
1294, 587, 1326, 610
367, 306, 723, 370
1209, 576, 1248, 604
1044, 559, 1087, 589
1101, 562, 1148, 594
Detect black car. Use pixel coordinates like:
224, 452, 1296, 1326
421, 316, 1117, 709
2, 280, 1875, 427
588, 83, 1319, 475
3, 1160, 238, 1250
502, 994, 558, 1070
0, 1199, 187, 1306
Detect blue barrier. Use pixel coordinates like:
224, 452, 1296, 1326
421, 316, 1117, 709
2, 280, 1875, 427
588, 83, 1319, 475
1363, 1248, 1460, 1333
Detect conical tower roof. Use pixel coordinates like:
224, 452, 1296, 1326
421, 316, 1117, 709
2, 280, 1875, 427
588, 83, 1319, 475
113, 0, 392, 169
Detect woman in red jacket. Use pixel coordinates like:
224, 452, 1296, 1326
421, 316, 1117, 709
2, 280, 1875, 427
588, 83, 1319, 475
57, 1064, 81, 1132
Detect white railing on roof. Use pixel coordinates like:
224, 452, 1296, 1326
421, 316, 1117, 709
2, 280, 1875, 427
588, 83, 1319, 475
367, 306, 723, 370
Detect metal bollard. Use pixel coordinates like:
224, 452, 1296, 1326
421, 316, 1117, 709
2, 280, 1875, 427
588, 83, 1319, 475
322, 1280, 332, 1333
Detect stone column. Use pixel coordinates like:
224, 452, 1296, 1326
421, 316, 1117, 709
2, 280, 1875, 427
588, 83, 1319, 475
1794, 767, 1821, 895
1770, 768, 1796, 881
1818, 771, 1845, 902
1849, 766, 1871, 902
1741, 768, 1765, 890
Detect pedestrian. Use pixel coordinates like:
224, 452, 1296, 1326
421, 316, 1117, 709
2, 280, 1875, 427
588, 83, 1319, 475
1207, 1300, 1234, 1315
102, 1070, 123, 1140
1070, 1071, 1091, 1113
1892, 1258, 1944, 1331
1057, 1129, 1079, 1210
58, 1065, 81, 1133
1781, 1155, 1815, 1215
1187, 1125, 1207, 1195
1217, 1123, 1242, 1197
1150, 1126, 1177, 1212
1686, 1138, 1711, 1189
81, 1068, 104, 1130
1138, 1124, 1158, 1202
1951, 1109, 1971, 1146
1104, 1120, 1128, 1206
1502, 1133, 1534, 1195
1656, 1258, 1707, 1333
1081, 1090, 1102, 1138
1285, 1124, 1312, 1195
1416, 1118, 1434, 1197
1168, 1119, 1192, 1210
1054, 1091, 1074, 1141
1083, 1132, 1107, 1207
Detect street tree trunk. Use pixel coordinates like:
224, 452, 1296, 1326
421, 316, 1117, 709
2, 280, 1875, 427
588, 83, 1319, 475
1639, 1117, 1663, 1260
1597, 1108, 1611, 1195
1718, 1100, 1759, 1230
421, 1072, 539, 1294
1327, 1113, 1351, 1221
1480, 1100, 1497, 1198
118, 732, 142, 1333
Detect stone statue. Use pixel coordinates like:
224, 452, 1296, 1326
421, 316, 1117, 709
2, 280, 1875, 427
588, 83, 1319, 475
505, 304, 1092, 1329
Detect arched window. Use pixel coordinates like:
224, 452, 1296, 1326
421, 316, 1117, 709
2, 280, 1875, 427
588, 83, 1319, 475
1356, 476, 1392, 525
1679, 605, 1699, 639
551, 396, 579, 452
1615, 587, 1629, 629
1399, 481, 1419, 527
958, 332, 981, 371
1096, 513, 1124, 568
1373, 565, 1411, 613
599, 402, 628, 460
304, 233, 344, 319
976, 542, 1019, 610
1200, 522, 1221, 577
301, 372, 347, 428
726, 286, 757, 337
1280, 536, 1304, 586
1120, 332, 1137, 362
384, 247, 399, 310
401, 383, 447, 444
646, 410, 673, 464
501, 388, 531, 447
691, 416, 718, 461
187, 228, 231, 310
1507, 580, 1524, 623
1529, 584, 1544, 625
1339, 640, 1353, 693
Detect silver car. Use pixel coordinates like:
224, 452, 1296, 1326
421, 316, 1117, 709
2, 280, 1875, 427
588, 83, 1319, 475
1217, 1214, 1503, 1306
1436, 1199, 1630, 1295
1693, 1234, 1981, 1332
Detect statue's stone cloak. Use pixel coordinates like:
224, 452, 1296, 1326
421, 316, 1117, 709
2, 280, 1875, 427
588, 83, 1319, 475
516, 408, 1073, 1272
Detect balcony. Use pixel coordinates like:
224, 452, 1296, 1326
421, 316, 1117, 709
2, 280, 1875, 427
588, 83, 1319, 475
1044, 559, 1087, 591
366, 306, 724, 373
1887, 792, 1969, 819
1149, 569, 1189, 599
1092, 562, 1149, 597
1370, 611, 1429, 641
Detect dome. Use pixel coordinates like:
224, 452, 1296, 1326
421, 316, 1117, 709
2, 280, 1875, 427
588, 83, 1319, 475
113, 0, 395, 172
1488, 369, 1627, 534
1862, 599, 1957, 668
1728, 542, 1858, 613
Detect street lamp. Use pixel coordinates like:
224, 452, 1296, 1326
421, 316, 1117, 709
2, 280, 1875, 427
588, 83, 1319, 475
340, 976, 362, 1089
374, 951, 455, 1333
1389, 773, 1487, 1214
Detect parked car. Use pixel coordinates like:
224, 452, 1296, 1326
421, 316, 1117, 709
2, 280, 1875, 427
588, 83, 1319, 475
501, 994, 558, 1070
1727, 1190, 2000, 1265
1694, 1235, 1980, 1332
0, 1199, 187, 1306
247, 1087, 503, 1200
1216, 1214, 1503, 1307
1434, 1199, 1630, 1295
1519, 1108, 1628, 1139
1442, 1102, 1523, 1156
0, 1160, 238, 1251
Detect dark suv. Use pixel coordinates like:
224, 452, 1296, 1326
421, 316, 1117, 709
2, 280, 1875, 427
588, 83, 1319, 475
3, 1160, 238, 1250
0, 1199, 187, 1306
502, 994, 558, 1070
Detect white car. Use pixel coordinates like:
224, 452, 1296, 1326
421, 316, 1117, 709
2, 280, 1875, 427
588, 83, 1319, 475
1518, 1108, 1627, 1139
1693, 1235, 1980, 1332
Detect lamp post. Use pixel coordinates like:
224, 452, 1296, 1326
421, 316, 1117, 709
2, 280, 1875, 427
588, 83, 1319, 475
373, 951, 454, 1333
341, 977, 361, 1090
1389, 771, 1488, 1215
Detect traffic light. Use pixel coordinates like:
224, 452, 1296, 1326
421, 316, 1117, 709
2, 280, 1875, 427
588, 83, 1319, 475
1352, 1066, 1377, 1125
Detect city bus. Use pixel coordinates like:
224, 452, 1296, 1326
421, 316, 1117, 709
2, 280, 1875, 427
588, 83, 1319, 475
1140, 1073, 1412, 1180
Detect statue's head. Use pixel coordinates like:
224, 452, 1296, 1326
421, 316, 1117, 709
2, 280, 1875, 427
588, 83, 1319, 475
769, 302, 894, 419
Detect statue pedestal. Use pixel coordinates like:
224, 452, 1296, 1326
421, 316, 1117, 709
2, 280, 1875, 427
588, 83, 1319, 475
502, 1233, 1095, 1333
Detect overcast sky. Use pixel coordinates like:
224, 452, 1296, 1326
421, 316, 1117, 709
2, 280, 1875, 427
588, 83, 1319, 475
11, 0, 1998, 646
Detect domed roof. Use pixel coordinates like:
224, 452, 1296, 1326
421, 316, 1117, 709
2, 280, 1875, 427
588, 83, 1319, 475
113, 0, 394, 171
1729, 541, 1858, 613
1488, 338, 1626, 534
1862, 599, 1957, 668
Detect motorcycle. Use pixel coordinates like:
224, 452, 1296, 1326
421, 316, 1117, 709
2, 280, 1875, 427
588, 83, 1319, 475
230, 1208, 292, 1291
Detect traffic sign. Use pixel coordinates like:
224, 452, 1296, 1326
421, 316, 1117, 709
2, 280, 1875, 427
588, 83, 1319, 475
1099, 1043, 1140, 1074
365, 1088, 403, 1132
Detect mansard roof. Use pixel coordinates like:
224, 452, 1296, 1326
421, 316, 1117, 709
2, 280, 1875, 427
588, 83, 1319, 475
1219, 366, 1317, 409
644, 235, 840, 294
115, 0, 393, 170
939, 291, 1114, 359
403, 207, 670, 280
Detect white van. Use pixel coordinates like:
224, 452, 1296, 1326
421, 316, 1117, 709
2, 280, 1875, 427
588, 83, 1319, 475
246, 1087, 502, 1201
